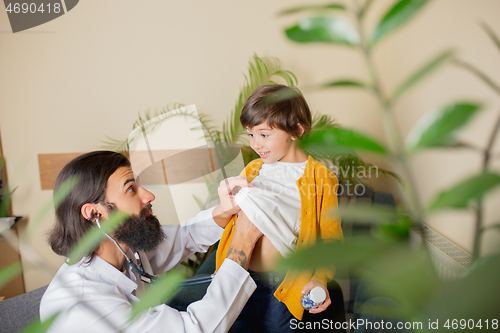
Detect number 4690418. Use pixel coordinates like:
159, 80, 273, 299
444, 319, 498, 330
5, 3, 61, 14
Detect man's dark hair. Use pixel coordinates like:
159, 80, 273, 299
48, 150, 130, 260
240, 84, 312, 138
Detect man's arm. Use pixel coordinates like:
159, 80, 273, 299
131, 212, 262, 333
225, 211, 261, 269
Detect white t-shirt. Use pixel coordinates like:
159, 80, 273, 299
234, 161, 306, 258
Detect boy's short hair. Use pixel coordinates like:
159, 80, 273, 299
240, 84, 312, 137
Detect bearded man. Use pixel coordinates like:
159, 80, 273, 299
40, 150, 262, 332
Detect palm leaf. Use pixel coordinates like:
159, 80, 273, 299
100, 136, 130, 155
223, 54, 298, 145
278, 3, 346, 16
101, 104, 222, 153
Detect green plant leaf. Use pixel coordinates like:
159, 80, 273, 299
359, 0, 375, 19
279, 237, 392, 273
482, 223, 500, 232
20, 312, 59, 333
0, 189, 15, 217
406, 102, 482, 152
306, 114, 396, 185
67, 210, 128, 265
311, 113, 341, 132
130, 270, 184, 320
372, 215, 414, 242
454, 59, 500, 96
0, 261, 22, 289
391, 50, 454, 102
26, 175, 79, 237
330, 204, 398, 224
420, 255, 500, 324
372, 0, 430, 45
428, 172, 500, 211
320, 79, 369, 89
278, 3, 346, 16
480, 21, 500, 53
298, 127, 388, 155
0, 158, 16, 217
284, 240, 439, 316
285, 17, 359, 46
362, 247, 440, 314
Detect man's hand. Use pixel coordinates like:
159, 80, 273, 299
212, 176, 253, 228
226, 211, 262, 269
301, 279, 331, 314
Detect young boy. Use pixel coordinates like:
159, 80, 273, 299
215, 84, 343, 332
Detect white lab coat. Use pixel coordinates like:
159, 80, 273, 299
40, 208, 256, 333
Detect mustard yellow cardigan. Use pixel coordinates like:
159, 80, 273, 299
215, 156, 343, 320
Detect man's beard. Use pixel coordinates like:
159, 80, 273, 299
113, 204, 166, 252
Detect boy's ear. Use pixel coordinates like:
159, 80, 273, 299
297, 123, 305, 137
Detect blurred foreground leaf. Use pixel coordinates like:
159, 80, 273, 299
418, 255, 500, 331
278, 3, 346, 16
20, 313, 59, 333
283, 239, 441, 317
483, 223, 500, 232
0, 261, 22, 289
26, 175, 79, 237
67, 210, 128, 265
480, 21, 500, 53
0, 188, 16, 217
363, 247, 440, 314
330, 204, 398, 224
280, 237, 393, 273
0, 157, 16, 217
130, 270, 185, 320
428, 172, 500, 211
372, 215, 414, 242
285, 17, 359, 46
299, 127, 388, 155
406, 102, 481, 152
372, 0, 430, 45
391, 50, 454, 102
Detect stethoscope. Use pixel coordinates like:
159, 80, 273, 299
95, 215, 213, 286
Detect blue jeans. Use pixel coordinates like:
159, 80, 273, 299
232, 270, 294, 333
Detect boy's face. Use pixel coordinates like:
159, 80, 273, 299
246, 123, 301, 163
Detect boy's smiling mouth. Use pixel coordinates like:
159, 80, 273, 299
258, 151, 270, 158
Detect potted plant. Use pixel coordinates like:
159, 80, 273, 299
0, 158, 18, 234
278, 0, 500, 327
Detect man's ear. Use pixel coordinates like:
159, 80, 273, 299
81, 203, 98, 221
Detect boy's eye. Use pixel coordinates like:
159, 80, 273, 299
248, 133, 254, 137
261, 134, 268, 138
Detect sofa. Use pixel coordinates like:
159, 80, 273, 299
0, 285, 48, 333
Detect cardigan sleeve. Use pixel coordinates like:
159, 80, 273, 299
311, 168, 344, 284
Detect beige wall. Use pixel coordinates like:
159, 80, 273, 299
1, 0, 499, 292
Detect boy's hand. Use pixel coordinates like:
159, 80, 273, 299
301, 279, 331, 314
213, 176, 253, 227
